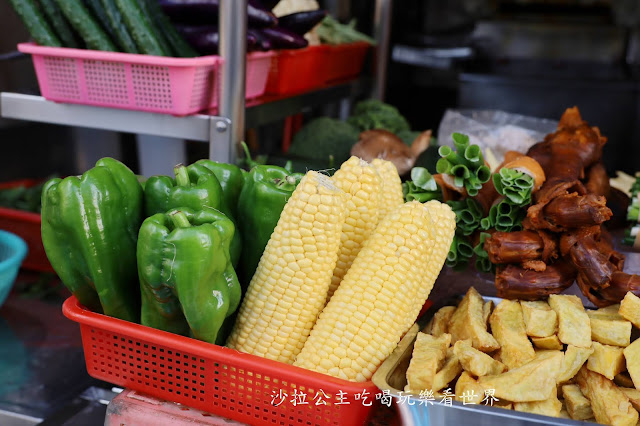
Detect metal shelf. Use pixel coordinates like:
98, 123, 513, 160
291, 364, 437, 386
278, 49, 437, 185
0, 93, 213, 141
1, 78, 368, 139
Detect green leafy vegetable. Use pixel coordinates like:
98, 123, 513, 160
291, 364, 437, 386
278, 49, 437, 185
287, 117, 360, 166
347, 99, 410, 135
316, 15, 376, 45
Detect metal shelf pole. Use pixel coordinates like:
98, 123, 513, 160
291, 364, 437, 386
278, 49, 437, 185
373, 0, 393, 101
216, 0, 247, 163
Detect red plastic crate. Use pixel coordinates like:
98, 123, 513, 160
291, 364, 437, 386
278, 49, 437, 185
63, 296, 381, 426
325, 42, 371, 83
0, 179, 53, 273
265, 45, 330, 95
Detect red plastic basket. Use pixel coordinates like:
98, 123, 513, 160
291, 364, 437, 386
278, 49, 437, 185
0, 179, 53, 273
324, 42, 371, 83
265, 45, 330, 95
63, 296, 381, 425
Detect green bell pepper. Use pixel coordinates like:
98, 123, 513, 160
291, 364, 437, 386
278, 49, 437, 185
237, 164, 303, 286
138, 207, 241, 344
144, 162, 241, 266
41, 157, 142, 322
195, 159, 244, 219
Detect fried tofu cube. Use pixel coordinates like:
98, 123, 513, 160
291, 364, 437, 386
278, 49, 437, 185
425, 305, 456, 337
454, 371, 485, 405
432, 348, 462, 391
483, 300, 493, 326
620, 388, 640, 412
562, 384, 594, 420
478, 351, 563, 402
558, 345, 594, 383
587, 310, 632, 347
532, 335, 563, 350
623, 339, 640, 389
577, 367, 639, 426
514, 390, 562, 417
453, 339, 506, 377
489, 300, 536, 369
620, 292, 640, 329
521, 300, 558, 338
548, 294, 591, 348
405, 333, 451, 392
587, 341, 625, 380
448, 287, 500, 352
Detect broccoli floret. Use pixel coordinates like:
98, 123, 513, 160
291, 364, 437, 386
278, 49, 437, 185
347, 99, 411, 134
287, 117, 360, 166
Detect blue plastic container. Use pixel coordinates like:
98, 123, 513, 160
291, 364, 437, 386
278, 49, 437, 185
0, 230, 28, 307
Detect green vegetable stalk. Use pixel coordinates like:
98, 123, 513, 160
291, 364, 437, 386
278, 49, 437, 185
436, 133, 491, 196
138, 208, 241, 344
41, 158, 142, 322
492, 168, 535, 206
473, 232, 494, 273
402, 167, 442, 203
446, 198, 483, 236
316, 15, 376, 46
446, 234, 474, 270
481, 199, 526, 233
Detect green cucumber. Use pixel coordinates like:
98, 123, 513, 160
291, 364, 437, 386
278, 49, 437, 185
54, 0, 117, 51
84, 0, 123, 50
136, 0, 173, 56
38, 0, 81, 48
140, 0, 197, 57
8, 0, 62, 47
114, 0, 168, 56
99, 0, 138, 53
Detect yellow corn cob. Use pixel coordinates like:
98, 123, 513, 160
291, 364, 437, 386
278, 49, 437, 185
226, 171, 346, 363
370, 159, 404, 223
326, 156, 382, 301
294, 200, 455, 382
405, 200, 456, 331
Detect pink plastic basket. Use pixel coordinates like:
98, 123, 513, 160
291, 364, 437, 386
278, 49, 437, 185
208, 51, 274, 109
19, 43, 274, 116
18, 43, 222, 115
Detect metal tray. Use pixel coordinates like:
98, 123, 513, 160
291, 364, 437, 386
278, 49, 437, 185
371, 296, 594, 426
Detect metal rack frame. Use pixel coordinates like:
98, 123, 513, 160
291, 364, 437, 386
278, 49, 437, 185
0, 0, 393, 165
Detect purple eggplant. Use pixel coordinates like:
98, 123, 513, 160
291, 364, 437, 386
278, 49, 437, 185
252, 0, 280, 10
247, 28, 273, 51
277, 10, 327, 36
159, 0, 278, 28
176, 25, 257, 55
259, 27, 308, 49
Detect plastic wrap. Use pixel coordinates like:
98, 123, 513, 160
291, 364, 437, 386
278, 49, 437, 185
437, 109, 558, 166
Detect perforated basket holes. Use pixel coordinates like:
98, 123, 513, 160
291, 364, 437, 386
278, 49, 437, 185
212, 365, 342, 426
42, 57, 80, 100
131, 64, 173, 110
86, 327, 208, 405
83, 60, 128, 104
189, 66, 215, 110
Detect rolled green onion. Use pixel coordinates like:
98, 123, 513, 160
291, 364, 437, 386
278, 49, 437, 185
476, 165, 491, 184
451, 164, 470, 180
627, 206, 639, 223
493, 168, 534, 206
464, 144, 483, 164
447, 199, 483, 236
436, 158, 453, 175
403, 169, 443, 203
